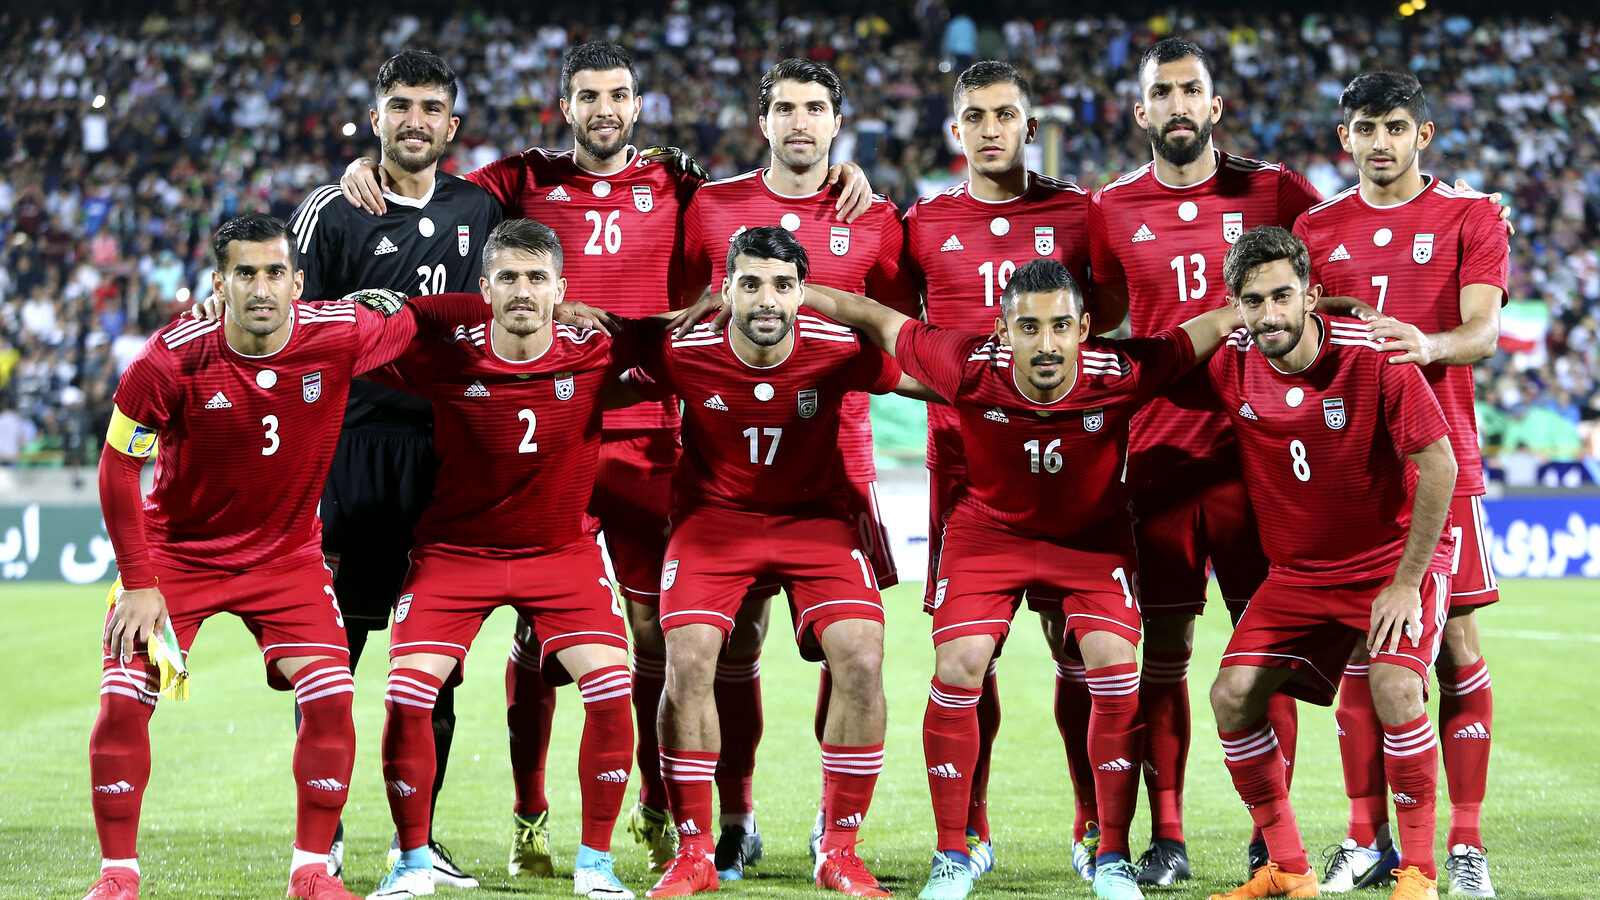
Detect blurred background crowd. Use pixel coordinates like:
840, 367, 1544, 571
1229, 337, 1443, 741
0, 2, 1595, 480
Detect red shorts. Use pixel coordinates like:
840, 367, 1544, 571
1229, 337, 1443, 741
391, 542, 628, 687
930, 517, 1144, 652
1133, 475, 1268, 616
1447, 495, 1499, 608
590, 429, 678, 604
104, 554, 347, 692
924, 463, 1059, 614
660, 504, 883, 661
1223, 571, 1451, 706
845, 478, 898, 590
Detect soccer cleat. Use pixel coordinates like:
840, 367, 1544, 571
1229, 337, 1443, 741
328, 820, 345, 878
917, 851, 974, 900
1094, 859, 1145, 900
1443, 845, 1496, 898
808, 809, 826, 866
387, 839, 479, 889
1136, 837, 1191, 886
644, 848, 718, 898
510, 811, 556, 877
1072, 823, 1101, 882
629, 803, 680, 873
574, 846, 635, 900
367, 860, 434, 899
964, 827, 994, 879
1319, 839, 1397, 892
1388, 866, 1438, 900
288, 865, 363, 900
1248, 839, 1271, 876
1207, 862, 1320, 899
816, 849, 892, 898
713, 823, 762, 881
81, 867, 139, 900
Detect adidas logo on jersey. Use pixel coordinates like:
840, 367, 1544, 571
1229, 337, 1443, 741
703, 394, 729, 411
464, 381, 491, 397
94, 781, 135, 794
1392, 792, 1417, 806
834, 813, 864, 828
546, 185, 571, 201
1454, 722, 1490, 739
1239, 402, 1258, 420
1097, 758, 1133, 772
983, 407, 1010, 423
1131, 224, 1156, 243
305, 778, 349, 792
387, 780, 417, 797
373, 236, 399, 256
927, 763, 962, 779
940, 234, 964, 252
1328, 243, 1352, 262
596, 769, 630, 783
205, 391, 232, 409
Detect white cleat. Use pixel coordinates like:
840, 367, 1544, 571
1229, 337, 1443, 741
368, 865, 435, 899
1445, 844, 1497, 898
1320, 838, 1391, 892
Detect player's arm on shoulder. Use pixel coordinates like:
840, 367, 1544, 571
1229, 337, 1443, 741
339, 156, 387, 215
1367, 283, 1501, 367
800, 283, 911, 357
1176, 303, 1244, 362
1370, 432, 1455, 655
892, 373, 946, 403
826, 161, 874, 223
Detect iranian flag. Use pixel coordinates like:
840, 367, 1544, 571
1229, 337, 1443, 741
1498, 299, 1548, 364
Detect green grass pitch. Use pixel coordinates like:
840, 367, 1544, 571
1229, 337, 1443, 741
1, 579, 1593, 899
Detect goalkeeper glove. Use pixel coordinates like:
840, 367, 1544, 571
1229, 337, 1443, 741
343, 288, 408, 317
641, 145, 710, 182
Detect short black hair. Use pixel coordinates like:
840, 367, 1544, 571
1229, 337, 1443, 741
375, 49, 458, 108
483, 219, 564, 276
213, 213, 296, 270
952, 60, 1032, 116
1339, 71, 1429, 126
561, 41, 639, 101
1138, 37, 1214, 94
727, 225, 810, 282
999, 259, 1083, 318
1223, 226, 1310, 297
757, 59, 844, 118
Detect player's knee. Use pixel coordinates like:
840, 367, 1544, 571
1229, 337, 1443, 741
1209, 669, 1257, 727
1368, 666, 1426, 724
663, 627, 720, 696
1141, 613, 1195, 654
934, 637, 994, 688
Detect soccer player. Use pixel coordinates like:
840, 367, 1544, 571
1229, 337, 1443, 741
640, 226, 928, 899
84, 213, 478, 900
678, 57, 916, 877
900, 59, 1095, 879
797, 260, 1242, 900
367, 220, 648, 900
1087, 38, 1322, 883
288, 49, 500, 886
1293, 72, 1507, 898
1198, 226, 1456, 900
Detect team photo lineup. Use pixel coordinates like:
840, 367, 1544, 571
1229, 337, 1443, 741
82, 25, 1522, 900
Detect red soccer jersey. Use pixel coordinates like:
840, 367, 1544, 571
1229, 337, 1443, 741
681, 168, 915, 482
467, 146, 700, 431
1203, 315, 1452, 585
1090, 151, 1322, 490
373, 320, 646, 555
894, 320, 1196, 539
640, 313, 901, 513
1293, 177, 1508, 497
110, 302, 424, 571
903, 174, 1093, 472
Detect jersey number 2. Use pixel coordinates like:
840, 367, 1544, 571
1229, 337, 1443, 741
518, 409, 538, 453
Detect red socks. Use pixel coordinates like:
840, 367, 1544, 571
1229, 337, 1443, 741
1054, 659, 1098, 842
1085, 663, 1143, 859
1220, 720, 1308, 874
577, 666, 634, 851
660, 748, 718, 855
819, 743, 883, 854
1384, 713, 1440, 879
1438, 657, 1492, 849
507, 641, 558, 817
90, 663, 158, 859
1139, 650, 1190, 842
291, 660, 357, 856
1335, 664, 1389, 846
714, 655, 762, 820
924, 678, 981, 853
633, 652, 670, 811
383, 668, 443, 851
970, 664, 1000, 843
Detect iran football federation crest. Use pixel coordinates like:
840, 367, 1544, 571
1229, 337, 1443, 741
933, 578, 949, 610
1323, 397, 1347, 430
797, 389, 819, 418
302, 371, 322, 403
457, 225, 470, 257
1083, 407, 1104, 432
1223, 212, 1244, 244
1412, 233, 1434, 264
1034, 226, 1055, 256
662, 560, 680, 591
633, 185, 653, 213
555, 372, 575, 401
830, 226, 850, 256
395, 594, 413, 623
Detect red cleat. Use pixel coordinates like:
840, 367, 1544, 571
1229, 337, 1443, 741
645, 848, 719, 898
287, 864, 362, 900
82, 868, 140, 900
816, 850, 892, 898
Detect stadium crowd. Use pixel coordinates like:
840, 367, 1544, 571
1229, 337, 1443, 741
0, 4, 1595, 466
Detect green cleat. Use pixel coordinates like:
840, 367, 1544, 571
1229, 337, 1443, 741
918, 851, 974, 900
1093, 859, 1144, 900
1072, 823, 1100, 882
627, 802, 679, 872
509, 811, 555, 878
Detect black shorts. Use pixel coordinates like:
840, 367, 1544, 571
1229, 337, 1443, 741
321, 427, 437, 624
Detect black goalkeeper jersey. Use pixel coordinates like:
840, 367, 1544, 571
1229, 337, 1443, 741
289, 171, 502, 430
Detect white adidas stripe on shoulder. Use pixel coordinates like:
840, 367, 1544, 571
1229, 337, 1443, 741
1306, 185, 1360, 216
1035, 173, 1088, 195
555, 322, 602, 343
797, 314, 852, 333
1222, 153, 1283, 173
702, 169, 764, 189
1331, 337, 1381, 350
292, 185, 344, 253
163, 318, 222, 348
1431, 181, 1490, 201
1225, 326, 1254, 350
1100, 163, 1153, 193
799, 329, 858, 343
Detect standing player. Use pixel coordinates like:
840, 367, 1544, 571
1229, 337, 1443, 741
1293, 72, 1507, 898
679, 58, 915, 878
289, 49, 500, 886
900, 59, 1095, 879
642, 227, 926, 899
798, 261, 1241, 900
367, 221, 644, 900
1087, 38, 1322, 883
83, 214, 478, 900
1200, 226, 1456, 900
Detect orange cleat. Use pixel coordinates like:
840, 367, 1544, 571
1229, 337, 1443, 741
1208, 862, 1320, 899
1386, 867, 1438, 900
816, 850, 892, 898
287, 864, 362, 900
645, 848, 719, 898
82, 868, 140, 900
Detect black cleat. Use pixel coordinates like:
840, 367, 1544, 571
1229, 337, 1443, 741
1247, 838, 1270, 877
1136, 837, 1192, 886
713, 824, 762, 882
